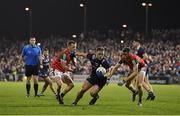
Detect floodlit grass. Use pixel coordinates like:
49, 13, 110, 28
0, 82, 180, 115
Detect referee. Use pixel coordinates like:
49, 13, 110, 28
21, 37, 42, 97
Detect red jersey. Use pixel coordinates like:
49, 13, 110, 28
119, 53, 146, 70
51, 49, 74, 72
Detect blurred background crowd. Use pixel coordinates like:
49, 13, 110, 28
0, 29, 180, 83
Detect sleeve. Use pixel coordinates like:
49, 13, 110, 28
118, 57, 123, 64
132, 58, 139, 66
70, 51, 76, 59
57, 50, 67, 62
86, 53, 93, 60
138, 48, 145, 55
38, 47, 42, 56
61, 53, 67, 62
22, 46, 26, 57
102, 59, 110, 69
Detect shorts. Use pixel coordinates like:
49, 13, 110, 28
25, 65, 39, 77
86, 75, 107, 88
38, 70, 49, 78
139, 66, 147, 78
49, 69, 70, 78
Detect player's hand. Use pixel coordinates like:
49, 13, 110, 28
106, 78, 110, 86
71, 66, 77, 73
104, 72, 111, 78
40, 64, 43, 69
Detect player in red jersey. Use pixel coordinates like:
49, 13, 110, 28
107, 47, 147, 106
132, 38, 155, 100
50, 40, 77, 104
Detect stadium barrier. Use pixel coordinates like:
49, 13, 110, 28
0, 74, 179, 84
73, 74, 179, 84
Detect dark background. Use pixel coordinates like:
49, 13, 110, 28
0, 0, 179, 38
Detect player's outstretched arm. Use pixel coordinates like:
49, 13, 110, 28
105, 63, 120, 79
76, 52, 88, 58
60, 60, 74, 72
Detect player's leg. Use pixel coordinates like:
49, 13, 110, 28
33, 75, 39, 97
89, 85, 102, 105
25, 65, 32, 97
89, 77, 107, 105
144, 76, 155, 100
72, 80, 93, 106
142, 77, 153, 98
54, 76, 64, 104
46, 77, 56, 95
26, 76, 31, 97
124, 75, 139, 102
60, 73, 74, 98
32, 65, 39, 97
39, 77, 48, 96
137, 70, 146, 106
125, 80, 138, 102
49, 69, 64, 104
39, 76, 56, 96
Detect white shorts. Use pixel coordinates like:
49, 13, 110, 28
139, 67, 147, 78
49, 69, 70, 78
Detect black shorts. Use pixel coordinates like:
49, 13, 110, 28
86, 75, 107, 88
25, 65, 39, 77
38, 70, 49, 78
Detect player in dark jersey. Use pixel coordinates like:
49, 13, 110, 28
38, 48, 56, 96
132, 38, 155, 100
107, 47, 147, 106
50, 40, 77, 104
72, 47, 110, 106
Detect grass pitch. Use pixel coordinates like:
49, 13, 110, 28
0, 82, 180, 115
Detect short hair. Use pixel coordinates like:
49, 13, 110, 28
96, 47, 105, 52
133, 37, 141, 43
43, 48, 49, 52
123, 47, 131, 53
67, 40, 76, 46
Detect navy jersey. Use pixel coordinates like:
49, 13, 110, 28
39, 55, 50, 78
87, 53, 110, 77
42, 55, 50, 71
134, 47, 145, 59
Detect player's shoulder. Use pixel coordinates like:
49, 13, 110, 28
87, 53, 95, 59
102, 57, 108, 62
57, 49, 67, 55
23, 44, 31, 51
24, 44, 30, 48
130, 53, 138, 59
138, 47, 145, 52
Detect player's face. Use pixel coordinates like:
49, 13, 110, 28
29, 38, 36, 46
123, 52, 129, 58
96, 51, 104, 60
132, 41, 139, 48
69, 43, 77, 52
43, 51, 49, 56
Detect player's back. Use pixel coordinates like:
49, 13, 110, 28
134, 47, 145, 59
121, 53, 146, 70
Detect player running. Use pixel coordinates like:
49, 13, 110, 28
38, 48, 56, 96
72, 47, 110, 106
107, 47, 147, 106
50, 40, 77, 104
132, 38, 155, 100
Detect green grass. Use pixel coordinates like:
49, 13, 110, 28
0, 82, 180, 115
